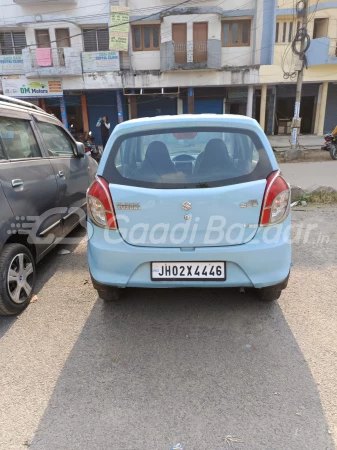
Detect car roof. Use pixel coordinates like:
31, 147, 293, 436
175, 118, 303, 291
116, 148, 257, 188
113, 114, 261, 136
0, 95, 64, 125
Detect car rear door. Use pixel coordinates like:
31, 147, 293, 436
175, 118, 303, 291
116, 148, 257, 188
0, 111, 62, 252
35, 119, 89, 234
102, 126, 273, 248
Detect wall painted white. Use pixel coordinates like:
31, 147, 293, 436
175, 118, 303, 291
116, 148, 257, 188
222, 46, 252, 66
131, 51, 160, 71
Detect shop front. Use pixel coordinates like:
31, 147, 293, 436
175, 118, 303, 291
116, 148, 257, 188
182, 87, 226, 115
85, 91, 127, 146
274, 84, 320, 135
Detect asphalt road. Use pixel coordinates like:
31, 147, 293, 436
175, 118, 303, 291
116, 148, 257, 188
279, 161, 337, 191
0, 207, 337, 450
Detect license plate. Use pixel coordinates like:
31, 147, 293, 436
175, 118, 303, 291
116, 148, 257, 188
151, 262, 226, 281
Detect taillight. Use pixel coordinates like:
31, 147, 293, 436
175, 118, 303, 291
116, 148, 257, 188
87, 176, 117, 229
260, 171, 290, 226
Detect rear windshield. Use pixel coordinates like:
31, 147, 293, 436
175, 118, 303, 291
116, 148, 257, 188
103, 127, 272, 189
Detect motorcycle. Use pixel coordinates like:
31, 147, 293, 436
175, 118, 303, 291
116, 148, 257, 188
84, 131, 102, 163
322, 134, 337, 160
69, 124, 84, 143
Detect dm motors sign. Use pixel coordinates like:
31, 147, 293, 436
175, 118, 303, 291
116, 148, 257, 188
1, 77, 63, 98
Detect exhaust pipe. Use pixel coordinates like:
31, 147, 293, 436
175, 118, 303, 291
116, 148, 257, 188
239, 287, 245, 295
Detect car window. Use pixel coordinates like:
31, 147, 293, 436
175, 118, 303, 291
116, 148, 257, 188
0, 117, 41, 159
0, 141, 6, 160
104, 127, 272, 189
37, 122, 75, 157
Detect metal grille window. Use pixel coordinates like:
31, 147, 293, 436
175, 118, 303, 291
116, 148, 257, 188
221, 21, 251, 47
82, 28, 109, 52
275, 21, 300, 43
0, 31, 26, 55
132, 25, 160, 51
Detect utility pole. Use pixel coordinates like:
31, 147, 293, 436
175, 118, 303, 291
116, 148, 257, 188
287, 0, 309, 158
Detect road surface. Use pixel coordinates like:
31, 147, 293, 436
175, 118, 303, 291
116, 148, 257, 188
0, 207, 336, 450
280, 161, 337, 190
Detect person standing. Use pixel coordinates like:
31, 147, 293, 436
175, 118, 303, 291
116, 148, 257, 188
96, 116, 110, 149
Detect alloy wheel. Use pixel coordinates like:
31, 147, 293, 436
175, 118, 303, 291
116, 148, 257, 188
7, 253, 34, 304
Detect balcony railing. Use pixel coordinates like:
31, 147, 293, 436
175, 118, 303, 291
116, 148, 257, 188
174, 41, 208, 64
22, 47, 82, 77
306, 37, 337, 66
29, 47, 66, 68
161, 40, 221, 71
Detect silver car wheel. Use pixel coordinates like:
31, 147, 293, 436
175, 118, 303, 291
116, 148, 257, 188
7, 253, 34, 304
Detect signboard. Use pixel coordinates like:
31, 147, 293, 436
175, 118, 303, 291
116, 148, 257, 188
0, 55, 24, 73
82, 51, 120, 72
109, 6, 130, 52
1, 77, 63, 98
227, 88, 248, 100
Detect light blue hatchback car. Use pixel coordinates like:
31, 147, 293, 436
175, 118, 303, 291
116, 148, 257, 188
87, 115, 291, 302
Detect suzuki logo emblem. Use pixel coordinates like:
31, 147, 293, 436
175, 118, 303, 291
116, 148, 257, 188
182, 201, 192, 211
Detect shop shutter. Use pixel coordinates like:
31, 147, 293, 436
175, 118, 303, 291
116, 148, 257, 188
324, 84, 337, 134
183, 98, 223, 114
137, 97, 177, 118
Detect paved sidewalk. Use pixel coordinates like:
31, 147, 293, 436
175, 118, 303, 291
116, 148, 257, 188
268, 134, 323, 150
279, 161, 337, 190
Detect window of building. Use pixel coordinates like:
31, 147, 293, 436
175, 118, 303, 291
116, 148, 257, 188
275, 21, 300, 43
275, 23, 279, 43
82, 28, 109, 52
0, 31, 26, 55
222, 20, 251, 47
35, 29, 51, 48
55, 28, 71, 48
132, 25, 160, 51
313, 18, 329, 39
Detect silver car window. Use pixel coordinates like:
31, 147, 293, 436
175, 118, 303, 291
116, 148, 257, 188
0, 117, 41, 159
37, 122, 75, 157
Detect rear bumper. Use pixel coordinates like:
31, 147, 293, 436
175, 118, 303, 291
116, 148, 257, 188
87, 216, 291, 289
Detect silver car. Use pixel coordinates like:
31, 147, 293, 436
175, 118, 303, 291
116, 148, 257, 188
0, 95, 96, 315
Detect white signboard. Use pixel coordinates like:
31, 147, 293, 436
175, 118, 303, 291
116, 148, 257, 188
82, 51, 120, 72
0, 55, 24, 73
1, 76, 63, 98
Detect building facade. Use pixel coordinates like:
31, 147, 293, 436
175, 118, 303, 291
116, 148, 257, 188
0, 0, 336, 142
261, 0, 337, 136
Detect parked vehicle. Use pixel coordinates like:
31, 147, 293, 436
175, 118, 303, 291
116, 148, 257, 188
87, 115, 291, 303
321, 134, 337, 159
0, 95, 97, 315
84, 131, 102, 164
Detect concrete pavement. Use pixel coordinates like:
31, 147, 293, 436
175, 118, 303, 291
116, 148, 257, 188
268, 134, 323, 150
0, 208, 337, 449
279, 161, 337, 191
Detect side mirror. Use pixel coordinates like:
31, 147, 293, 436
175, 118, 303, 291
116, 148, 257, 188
75, 142, 85, 158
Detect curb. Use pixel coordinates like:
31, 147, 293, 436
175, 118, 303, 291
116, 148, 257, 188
273, 146, 322, 153
291, 185, 337, 202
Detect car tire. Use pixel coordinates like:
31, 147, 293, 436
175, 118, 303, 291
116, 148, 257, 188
256, 287, 282, 302
97, 287, 121, 302
0, 244, 36, 316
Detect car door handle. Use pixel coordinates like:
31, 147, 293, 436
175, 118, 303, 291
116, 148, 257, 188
12, 179, 23, 188
56, 171, 65, 178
